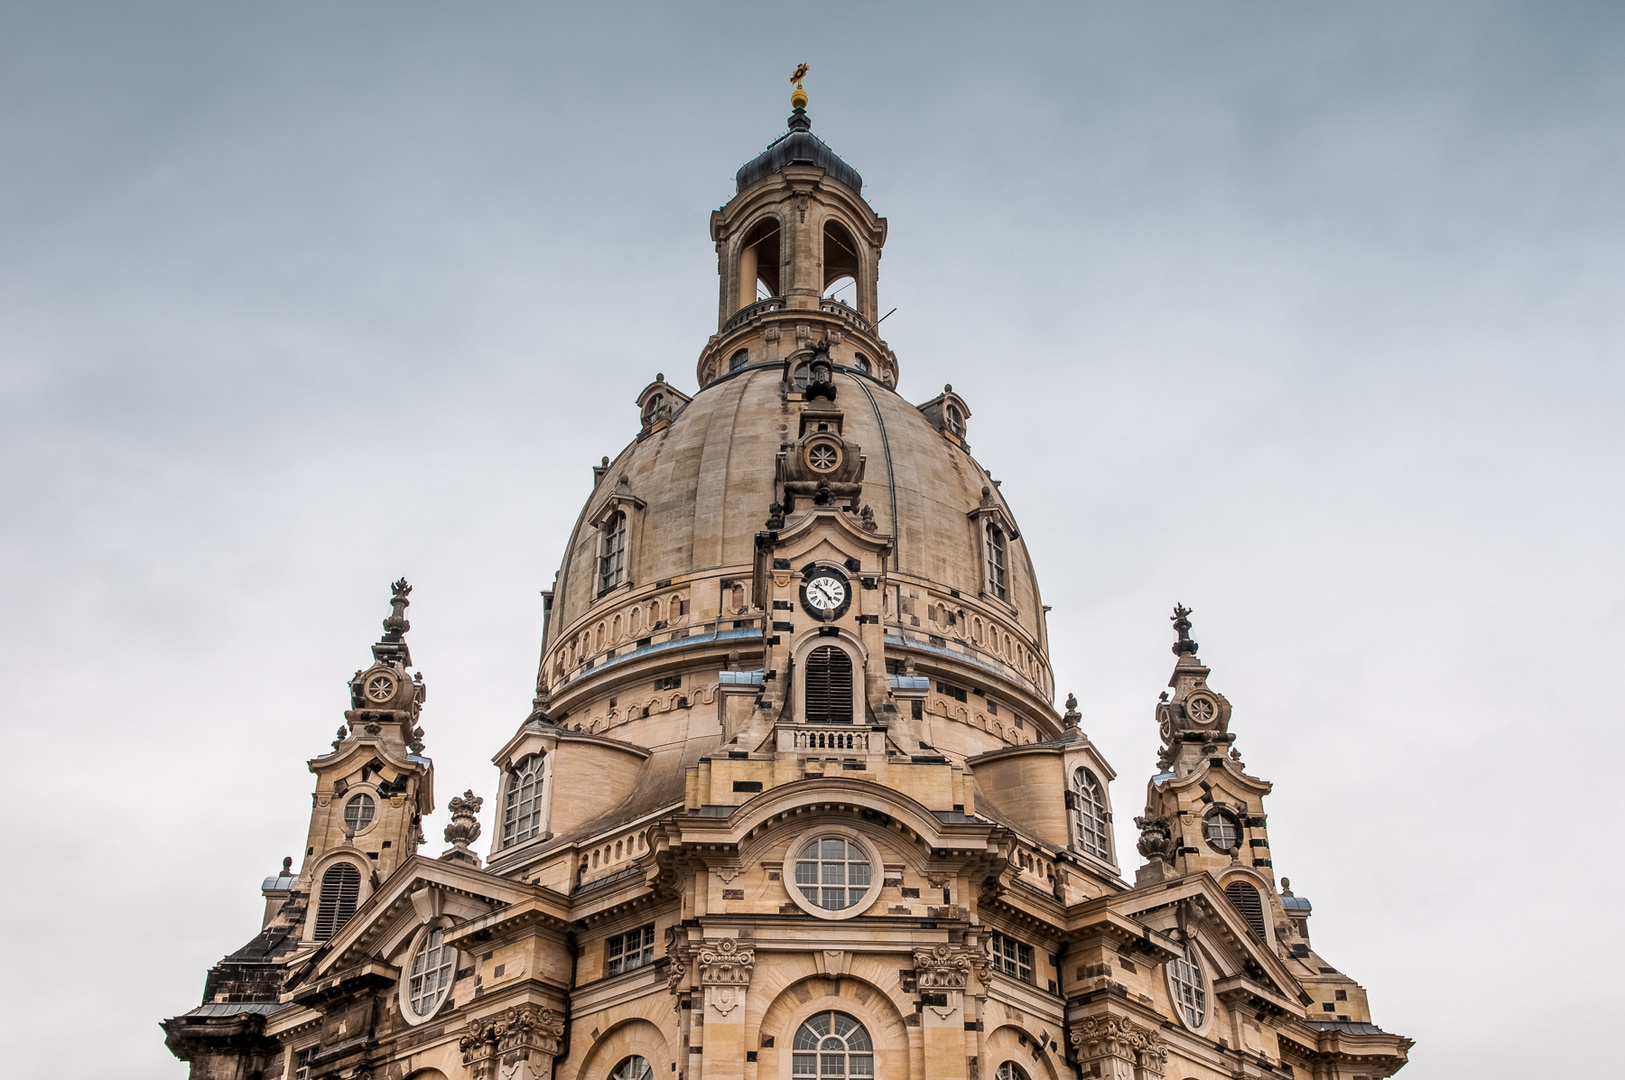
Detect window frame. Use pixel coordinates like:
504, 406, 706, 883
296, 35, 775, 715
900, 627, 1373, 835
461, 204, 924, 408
501, 753, 547, 848
310, 860, 364, 942
784, 826, 883, 921
341, 791, 376, 836
399, 922, 458, 1024
1204, 809, 1242, 854
996, 1063, 1032, 1080
1167, 943, 1209, 1030
605, 923, 656, 978
599, 510, 628, 593
1070, 768, 1111, 860
791, 1010, 874, 1080
988, 932, 1034, 984
984, 524, 1009, 602
609, 1057, 654, 1080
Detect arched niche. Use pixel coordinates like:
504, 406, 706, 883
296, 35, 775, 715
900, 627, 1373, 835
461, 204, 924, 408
738, 216, 782, 309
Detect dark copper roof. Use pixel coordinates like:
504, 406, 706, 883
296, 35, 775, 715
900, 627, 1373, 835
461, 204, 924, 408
735, 109, 863, 196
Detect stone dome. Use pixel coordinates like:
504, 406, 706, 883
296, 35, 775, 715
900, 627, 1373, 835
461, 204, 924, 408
543, 362, 1055, 733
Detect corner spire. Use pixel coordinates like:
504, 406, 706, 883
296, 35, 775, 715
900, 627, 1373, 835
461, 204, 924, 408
1170, 603, 1198, 656
372, 578, 413, 667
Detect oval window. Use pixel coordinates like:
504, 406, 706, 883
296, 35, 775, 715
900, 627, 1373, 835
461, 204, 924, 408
343, 793, 375, 833
403, 926, 456, 1022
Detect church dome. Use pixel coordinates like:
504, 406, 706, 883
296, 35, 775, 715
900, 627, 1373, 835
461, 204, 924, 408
735, 109, 863, 196
542, 360, 1056, 745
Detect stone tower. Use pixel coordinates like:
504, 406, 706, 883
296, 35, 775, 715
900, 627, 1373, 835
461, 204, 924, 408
164, 77, 1411, 1080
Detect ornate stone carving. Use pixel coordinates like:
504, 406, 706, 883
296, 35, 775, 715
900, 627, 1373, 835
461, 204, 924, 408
697, 937, 754, 985
912, 944, 972, 991
1070, 1016, 1167, 1080
1134, 813, 1174, 865
460, 1005, 565, 1080
441, 789, 483, 867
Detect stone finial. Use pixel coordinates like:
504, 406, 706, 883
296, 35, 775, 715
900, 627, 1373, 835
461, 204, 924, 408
383, 579, 412, 640
281, 856, 293, 876
1063, 693, 1081, 728
440, 789, 484, 867
860, 504, 877, 532
1134, 813, 1174, 866
1171, 603, 1198, 656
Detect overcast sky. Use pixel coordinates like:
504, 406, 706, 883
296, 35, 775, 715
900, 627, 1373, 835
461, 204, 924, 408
1, 3, 1620, 1076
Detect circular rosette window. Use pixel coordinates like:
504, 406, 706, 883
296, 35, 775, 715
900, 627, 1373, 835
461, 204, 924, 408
803, 438, 843, 474
1184, 693, 1218, 725
785, 827, 884, 920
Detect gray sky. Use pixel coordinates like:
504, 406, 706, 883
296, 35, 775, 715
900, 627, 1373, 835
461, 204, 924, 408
1, 2, 1619, 1076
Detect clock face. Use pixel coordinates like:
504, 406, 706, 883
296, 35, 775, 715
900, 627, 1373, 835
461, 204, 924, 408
799, 568, 853, 620
805, 575, 846, 610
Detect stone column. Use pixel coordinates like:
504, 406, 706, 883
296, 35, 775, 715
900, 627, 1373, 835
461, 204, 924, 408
460, 1004, 566, 1080
913, 945, 975, 1080
696, 938, 754, 1080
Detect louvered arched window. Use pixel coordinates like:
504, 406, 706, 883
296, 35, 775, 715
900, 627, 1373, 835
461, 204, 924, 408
599, 512, 627, 592
313, 862, 361, 941
502, 754, 545, 847
803, 645, 854, 723
1226, 880, 1268, 939
1072, 768, 1110, 859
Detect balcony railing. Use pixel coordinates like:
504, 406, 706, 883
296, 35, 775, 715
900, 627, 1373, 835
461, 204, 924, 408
819, 297, 874, 333
722, 295, 785, 332
777, 725, 885, 753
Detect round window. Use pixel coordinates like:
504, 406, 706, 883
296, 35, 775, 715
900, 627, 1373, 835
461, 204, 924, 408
1204, 811, 1241, 853
1167, 944, 1207, 1029
401, 926, 456, 1022
343, 793, 376, 834
364, 672, 396, 702
786, 829, 881, 919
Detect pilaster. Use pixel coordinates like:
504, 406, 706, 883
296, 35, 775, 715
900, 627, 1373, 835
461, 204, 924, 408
459, 1004, 566, 1080
696, 938, 755, 1080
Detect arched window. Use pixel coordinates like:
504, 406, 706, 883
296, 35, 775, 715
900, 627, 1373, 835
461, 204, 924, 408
608, 1056, 653, 1080
792, 1011, 872, 1080
738, 217, 781, 304
729, 348, 750, 372
792, 360, 811, 389
313, 863, 361, 941
803, 645, 854, 723
599, 511, 627, 592
1072, 768, 1110, 859
1168, 945, 1207, 1028
405, 927, 455, 1019
945, 404, 964, 438
852, 352, 871, 374
641, 392, 665, 424
985, 524, 1008, 602
502, 754, 545, 847
997, 1063, 1032, 1080
822, 220, 861, 297
1225, 880, 1267, 939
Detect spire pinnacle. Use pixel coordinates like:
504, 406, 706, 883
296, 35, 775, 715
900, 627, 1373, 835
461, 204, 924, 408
790, 63, 810, 110
371, 578, 413, 667
1171, 603, 1198, 656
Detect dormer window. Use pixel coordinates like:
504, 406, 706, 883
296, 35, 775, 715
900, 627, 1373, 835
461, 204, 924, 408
599, 511, 627, 592
985, 524, 1008, 601
502, 754, 545, 847
1071, 768, 1110, 859
641, 392, 666, 426
945, 404, 965, 438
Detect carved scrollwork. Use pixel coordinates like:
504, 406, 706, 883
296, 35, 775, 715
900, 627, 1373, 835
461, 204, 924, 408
697, 937, 755, 985
460, 1005, 566, 1080
912, 943, 973, 990
1070, 1016, 1168, 1078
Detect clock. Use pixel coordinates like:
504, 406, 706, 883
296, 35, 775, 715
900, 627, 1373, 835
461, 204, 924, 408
799, 566, 852, 620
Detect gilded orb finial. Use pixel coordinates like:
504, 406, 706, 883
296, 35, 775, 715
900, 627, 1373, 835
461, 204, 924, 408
790, 63, 810, 110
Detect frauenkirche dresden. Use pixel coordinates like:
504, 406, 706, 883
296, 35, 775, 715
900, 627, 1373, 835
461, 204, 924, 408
164, 72, 1412, 1080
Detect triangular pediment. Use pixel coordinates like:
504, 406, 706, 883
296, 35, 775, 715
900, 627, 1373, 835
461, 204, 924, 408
286, 856, 567, 993
1110, 873, 1308, 1012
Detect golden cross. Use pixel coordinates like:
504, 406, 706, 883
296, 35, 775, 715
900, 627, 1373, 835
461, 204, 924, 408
791, 63, 809, 89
